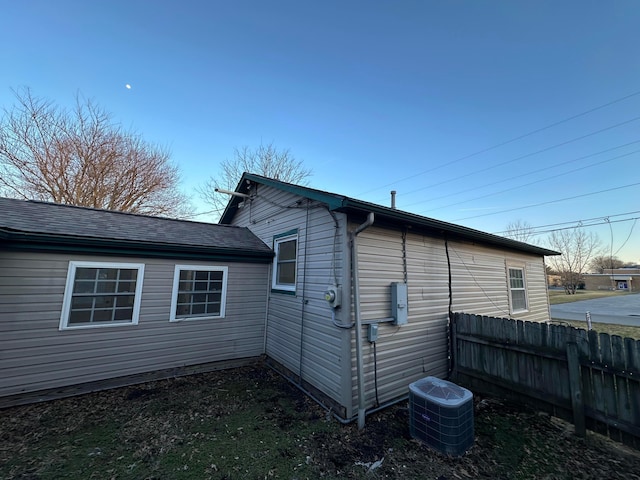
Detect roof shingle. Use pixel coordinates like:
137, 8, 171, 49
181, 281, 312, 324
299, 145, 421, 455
0, 197, 272, 259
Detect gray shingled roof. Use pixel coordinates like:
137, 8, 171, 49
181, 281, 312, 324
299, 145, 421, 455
0, 197, 273, 261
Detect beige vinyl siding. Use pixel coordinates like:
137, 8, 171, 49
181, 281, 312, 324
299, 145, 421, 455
231, 185, 350, 409
352, 225, 550, 411
0, 251, 268, 398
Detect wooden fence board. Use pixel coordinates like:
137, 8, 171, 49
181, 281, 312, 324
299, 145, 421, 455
453, 312, 640, 449
625, 338, 640, 448
600, 333, 618, 440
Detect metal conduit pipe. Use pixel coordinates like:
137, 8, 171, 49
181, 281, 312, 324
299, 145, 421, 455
351, 212, 375, 429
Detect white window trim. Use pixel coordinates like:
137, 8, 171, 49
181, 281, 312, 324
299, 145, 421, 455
170, 265, 228, 322
271, 232, 298, 293
59, 261, 145, 331
507, 265, 529, 314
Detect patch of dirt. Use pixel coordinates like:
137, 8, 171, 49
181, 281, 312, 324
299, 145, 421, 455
2, 366, 640, 479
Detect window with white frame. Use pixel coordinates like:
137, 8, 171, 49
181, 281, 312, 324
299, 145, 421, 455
59, 262, 145, 330
170, 265, 228, 321
272, 230, 298, 293
508, 267, 528, 313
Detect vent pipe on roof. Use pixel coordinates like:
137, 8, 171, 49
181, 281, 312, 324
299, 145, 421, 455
391, 191, 396, 209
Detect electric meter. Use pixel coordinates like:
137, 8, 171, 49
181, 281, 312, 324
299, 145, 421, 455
324, 285, 341, 308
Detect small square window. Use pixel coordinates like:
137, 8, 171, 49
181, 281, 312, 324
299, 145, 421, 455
60, 262, 144, 330
170, 266, 228, 321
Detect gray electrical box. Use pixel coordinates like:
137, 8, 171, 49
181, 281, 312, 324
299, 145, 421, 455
391, 282, 408, 325
368, 323, 379, 342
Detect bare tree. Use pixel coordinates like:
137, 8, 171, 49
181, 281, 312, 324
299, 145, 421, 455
200, 143, 312, 219
588, 255, 625, 273
545, 228, 602, 294
0, 88, 191, 217
503, 219, 536, 244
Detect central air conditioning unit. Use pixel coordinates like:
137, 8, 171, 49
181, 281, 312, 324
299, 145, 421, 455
409, 376, 474, 456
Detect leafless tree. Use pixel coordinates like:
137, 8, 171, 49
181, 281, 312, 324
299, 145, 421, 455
588, 255, 625, 274
503, 219, 536, 244
0, 88, 191, 217
545, 228, 602, 294
200, 143, 312, 219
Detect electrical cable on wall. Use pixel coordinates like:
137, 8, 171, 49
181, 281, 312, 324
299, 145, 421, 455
373, 340, 380, 407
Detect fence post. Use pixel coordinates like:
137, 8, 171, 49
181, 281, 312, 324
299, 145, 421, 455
566, 342, 586, 437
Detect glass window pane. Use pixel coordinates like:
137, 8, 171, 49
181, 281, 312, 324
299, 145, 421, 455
114, 308, 133, 321
278, 240, 296, 260
73, 280, 96, 294
195, 271, 208, 280
69, 310, 92, 324
75, 268, 97, 280
512, 290, 527, 310
210, 271, 223, 281
71, 297, 94, 309
176, 304, 190, 316
277, 263, 296, 285
118, 269, 137, 281
117, 281, 137, 293
194, 281, 208, 291
93, 309, 113, 322
93, 296, 115, 309
191, 304, 205, 315
178, 281, 192, 291
97, 269, 118, 280
177, 293, 191, 304
193, 293, 206, 303
180, 270, 194, 281
95, 281, 116, 293
115, 295, 135, 308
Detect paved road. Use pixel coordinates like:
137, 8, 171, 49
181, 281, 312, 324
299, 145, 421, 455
550, 293, 640, 326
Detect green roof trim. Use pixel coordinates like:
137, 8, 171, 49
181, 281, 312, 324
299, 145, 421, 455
220, 173, 560, 257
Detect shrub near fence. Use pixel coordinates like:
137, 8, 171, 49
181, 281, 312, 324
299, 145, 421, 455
453, 312, 640, 449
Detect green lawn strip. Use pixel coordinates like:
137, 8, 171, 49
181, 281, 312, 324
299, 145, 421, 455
548, 290, 635, 305
550, 320, 640, 340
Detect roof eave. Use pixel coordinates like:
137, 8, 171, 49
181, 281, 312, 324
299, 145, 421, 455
335, 200, 561, 257
218, 174, 560, 257
1, 230, 274, 263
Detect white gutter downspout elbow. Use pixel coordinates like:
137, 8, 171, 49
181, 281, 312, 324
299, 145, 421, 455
351, 212, 374, 430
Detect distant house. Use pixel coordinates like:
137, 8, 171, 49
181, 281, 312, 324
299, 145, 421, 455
0, 197, 272, 407
583, 268, 640, 291
219, 173, 559, 425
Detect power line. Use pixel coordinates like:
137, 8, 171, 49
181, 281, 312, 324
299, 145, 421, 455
395, 115, 640, 200
402, 139, 640, 210
528, 216, 639, 236
357, 88, 640, 197
453, 182, 640, 221
414, 148, 640, 213
613, 219, 638, 256
492, 210, 640, 235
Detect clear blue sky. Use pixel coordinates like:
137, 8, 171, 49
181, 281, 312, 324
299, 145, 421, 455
2, 1, 639, 262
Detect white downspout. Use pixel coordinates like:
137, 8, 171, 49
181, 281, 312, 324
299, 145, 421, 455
351, 212, 374, 429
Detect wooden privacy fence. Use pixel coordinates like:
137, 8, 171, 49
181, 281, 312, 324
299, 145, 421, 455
452, 312, 640, 448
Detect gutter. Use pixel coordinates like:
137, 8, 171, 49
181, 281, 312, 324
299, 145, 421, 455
350, 212, 375, 429
1, 231, 274, 263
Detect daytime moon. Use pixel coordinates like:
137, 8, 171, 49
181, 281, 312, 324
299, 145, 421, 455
125, 84, 131, 89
